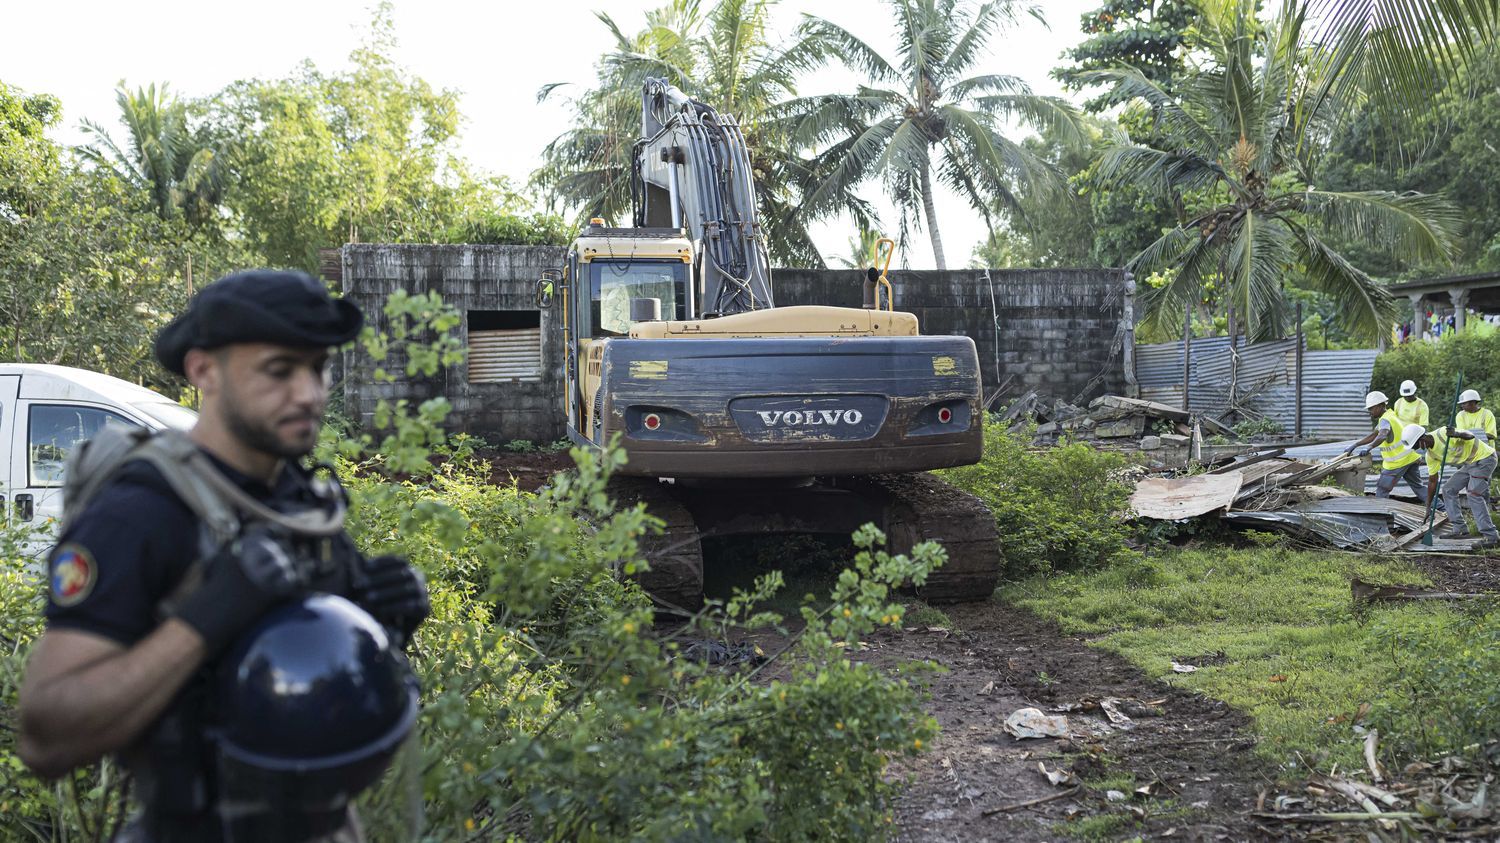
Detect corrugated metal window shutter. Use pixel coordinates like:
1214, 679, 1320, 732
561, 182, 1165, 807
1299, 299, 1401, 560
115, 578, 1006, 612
468, 328, 542, 383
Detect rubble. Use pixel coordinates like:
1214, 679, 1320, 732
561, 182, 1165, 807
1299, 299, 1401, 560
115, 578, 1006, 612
1128, 450, 1488, 552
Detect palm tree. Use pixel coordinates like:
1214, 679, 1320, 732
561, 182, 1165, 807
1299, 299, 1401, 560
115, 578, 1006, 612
534, 0, 852, 266
79, 83, 228, 226
1308, 0, 1499, 123
1086, 0, 1462, 346
778, 0, 1083, 270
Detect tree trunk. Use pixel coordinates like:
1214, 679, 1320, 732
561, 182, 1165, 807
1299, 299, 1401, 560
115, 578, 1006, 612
920, 158, 946, 270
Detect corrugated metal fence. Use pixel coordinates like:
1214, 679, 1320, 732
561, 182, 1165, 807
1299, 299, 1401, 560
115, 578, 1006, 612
1136, 338, 1377, 438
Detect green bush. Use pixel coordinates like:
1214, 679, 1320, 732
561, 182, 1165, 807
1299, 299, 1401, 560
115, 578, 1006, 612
1372, 605, 1500, 763
1372, 332, 1500, 414
940, 422, 1137, 579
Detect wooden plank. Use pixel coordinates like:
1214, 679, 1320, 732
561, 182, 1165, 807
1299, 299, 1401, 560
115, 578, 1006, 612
1131, 473, 1245, 519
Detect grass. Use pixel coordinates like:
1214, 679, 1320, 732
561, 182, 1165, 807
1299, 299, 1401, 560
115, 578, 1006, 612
1002, 545, 1457, 770
901, 600, 952, 629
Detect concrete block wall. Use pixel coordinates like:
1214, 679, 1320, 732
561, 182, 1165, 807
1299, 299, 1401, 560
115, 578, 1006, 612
341, 244, 568, 444
773, 267, 1131, 405
342, 245, 1130, 442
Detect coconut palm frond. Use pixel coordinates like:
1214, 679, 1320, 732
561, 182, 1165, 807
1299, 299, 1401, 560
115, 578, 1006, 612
1300, 189, 1463, 266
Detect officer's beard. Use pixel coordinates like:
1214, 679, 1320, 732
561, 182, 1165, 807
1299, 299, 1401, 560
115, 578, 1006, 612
221, 393, 320, 460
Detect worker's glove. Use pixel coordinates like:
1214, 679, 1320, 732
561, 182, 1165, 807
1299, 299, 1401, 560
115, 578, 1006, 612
352, 554, 430, 645
171, 526, 305, 658
1341, 446, 1355, 457
1358, 448, 1373, 457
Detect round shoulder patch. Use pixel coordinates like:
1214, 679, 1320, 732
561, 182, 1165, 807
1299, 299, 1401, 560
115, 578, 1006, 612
50, 545, 98, 607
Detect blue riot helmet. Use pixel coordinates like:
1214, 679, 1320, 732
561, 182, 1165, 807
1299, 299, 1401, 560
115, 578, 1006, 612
212, 593, 419, 841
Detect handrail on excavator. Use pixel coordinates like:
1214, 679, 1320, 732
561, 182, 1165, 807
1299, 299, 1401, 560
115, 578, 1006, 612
873, 237, 895, 312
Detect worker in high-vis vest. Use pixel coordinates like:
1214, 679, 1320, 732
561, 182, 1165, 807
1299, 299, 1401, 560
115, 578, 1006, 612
1344, 390, 1426, 501
1404, 423, 1500, 546
1393, 380, 1429, 428
1455, 389, 1496, 443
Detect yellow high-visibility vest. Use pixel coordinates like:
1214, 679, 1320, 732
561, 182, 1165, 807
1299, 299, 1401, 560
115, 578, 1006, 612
1455, 407, 1496, 440
1393, 397, 1428, 428
1426, 427, 1497, 472
1378, 410, 1420, 469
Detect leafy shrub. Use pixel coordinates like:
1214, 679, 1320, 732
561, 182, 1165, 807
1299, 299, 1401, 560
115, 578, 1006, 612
1232, 417, 1283, 439
1372, 332, 1500, 415
940, 422, 1137, 579
1372, 605, 1500, 763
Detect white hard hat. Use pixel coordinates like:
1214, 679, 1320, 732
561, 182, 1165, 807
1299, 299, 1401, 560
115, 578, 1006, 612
1401, 424, 1427, 448
1365, 390, 1388, 409
1400, 380, 1417, 396
1460, 389, 1481, 404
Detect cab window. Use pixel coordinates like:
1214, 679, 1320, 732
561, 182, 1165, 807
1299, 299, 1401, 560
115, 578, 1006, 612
589, 260, 686, 336
28, 404, 138, 487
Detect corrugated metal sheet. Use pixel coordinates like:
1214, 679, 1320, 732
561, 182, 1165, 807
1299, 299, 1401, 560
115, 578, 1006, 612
1135, 338, 1376, 438
469, 328, 542, 383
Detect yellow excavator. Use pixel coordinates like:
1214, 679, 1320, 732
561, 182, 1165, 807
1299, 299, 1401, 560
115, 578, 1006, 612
536, 78, 1000, 611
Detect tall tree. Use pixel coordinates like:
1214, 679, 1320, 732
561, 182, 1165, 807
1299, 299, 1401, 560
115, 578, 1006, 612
782, 0, 1082, 269
204, 6, 497, 270
79, 83, 228, 227
1055, 0, 1200, 111
1088, 0, 1462, 343
534, 0, 843, 266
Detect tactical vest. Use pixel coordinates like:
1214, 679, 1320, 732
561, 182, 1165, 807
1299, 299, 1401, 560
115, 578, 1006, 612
64, 427, 359, 841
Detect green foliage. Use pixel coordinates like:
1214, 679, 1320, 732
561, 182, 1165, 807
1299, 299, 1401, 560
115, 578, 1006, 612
341, 445, 942, 840
940, 422, 1136, 579
1320, 43, 1500, 274
0, 525, 135, 840
201, 5, 507, 270
1088, 1, 1462, 344
1055, 0, 1200, 111
1372, 605, 1500, 762
1372, 333, 1500, 419
1232, 417, 1283, 439
441, 208, 572, 246
80, 82, 230, 227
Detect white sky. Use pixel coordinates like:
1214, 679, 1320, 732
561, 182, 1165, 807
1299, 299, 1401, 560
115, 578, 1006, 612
1, 0, 1101, 269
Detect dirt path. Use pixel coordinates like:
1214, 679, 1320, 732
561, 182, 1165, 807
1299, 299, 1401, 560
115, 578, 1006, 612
876, 602, 1281, 842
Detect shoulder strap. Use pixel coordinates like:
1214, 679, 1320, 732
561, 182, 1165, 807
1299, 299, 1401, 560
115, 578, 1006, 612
63, 428, 346, 547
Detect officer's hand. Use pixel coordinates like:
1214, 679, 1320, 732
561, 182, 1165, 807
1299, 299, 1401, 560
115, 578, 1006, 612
171, 526, 304, 658
353, 555, 430, 644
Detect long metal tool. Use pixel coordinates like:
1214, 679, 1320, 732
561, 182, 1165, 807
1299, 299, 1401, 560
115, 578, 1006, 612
1421, 371, 1465, 546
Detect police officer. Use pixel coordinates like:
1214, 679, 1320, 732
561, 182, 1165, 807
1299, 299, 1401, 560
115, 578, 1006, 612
17, 270, 430, 841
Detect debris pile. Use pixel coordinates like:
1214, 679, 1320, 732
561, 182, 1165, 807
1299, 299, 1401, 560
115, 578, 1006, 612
1005, 393, 1257, 468
1257, 747, 1500, 837
1129, 450, 1484, 551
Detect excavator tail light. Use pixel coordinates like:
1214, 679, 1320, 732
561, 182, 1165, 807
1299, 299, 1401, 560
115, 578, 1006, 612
644, 413, 662, 431
937, 407, 953, 424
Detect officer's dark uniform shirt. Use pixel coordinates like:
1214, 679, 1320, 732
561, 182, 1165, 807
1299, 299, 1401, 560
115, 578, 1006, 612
43, 449, 363, 843
45, 452, 358, 642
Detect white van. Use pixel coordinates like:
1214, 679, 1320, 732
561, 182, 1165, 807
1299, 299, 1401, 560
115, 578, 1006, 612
0, 364, 196, 549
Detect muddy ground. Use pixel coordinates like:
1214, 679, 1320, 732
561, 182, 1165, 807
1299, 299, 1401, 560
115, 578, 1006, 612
876, 602, 1277, 842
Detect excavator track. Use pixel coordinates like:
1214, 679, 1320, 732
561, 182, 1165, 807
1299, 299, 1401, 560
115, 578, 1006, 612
834, 472, 1002, 603
609, 472, 1001, 612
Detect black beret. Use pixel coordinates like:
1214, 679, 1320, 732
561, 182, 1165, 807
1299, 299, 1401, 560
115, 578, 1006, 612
154, 269, 364, 376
